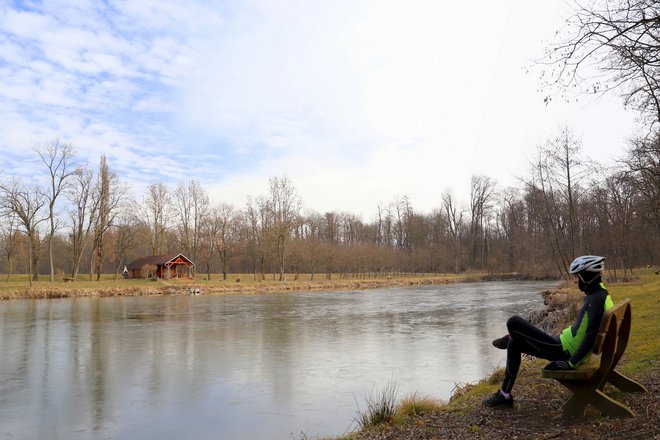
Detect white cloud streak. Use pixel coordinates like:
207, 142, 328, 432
0, 0, 640, 219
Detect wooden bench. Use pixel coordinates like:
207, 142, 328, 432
542, 299, 648, 417
62, 277, 74, 283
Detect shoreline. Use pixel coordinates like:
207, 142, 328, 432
0, 273, 558, 300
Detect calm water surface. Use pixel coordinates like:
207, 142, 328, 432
0, 281, 558, 440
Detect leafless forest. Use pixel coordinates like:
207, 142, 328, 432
0, 127, 657, 283
0, 1, 658, 284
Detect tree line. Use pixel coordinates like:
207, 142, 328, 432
0, 127, 657, 284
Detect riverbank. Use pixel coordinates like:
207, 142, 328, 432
340, 269, 659, 440
0, 272, 550, 300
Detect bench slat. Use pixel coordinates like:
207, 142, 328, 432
542, 355, 600, 380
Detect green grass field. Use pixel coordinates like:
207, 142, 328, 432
609, 268, 660, 375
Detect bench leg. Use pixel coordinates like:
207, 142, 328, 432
583, 389, 635, 417
562, 394, 588, 418
607, 370, 649, 394
560, 382, 636, 418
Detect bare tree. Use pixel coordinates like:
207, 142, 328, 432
0, 211, 20, 281
199, 207, 220, 281
393, 196, 414, 250
215, 202, 237, 280
322, 211, 340, 243
621, 133, 660, 264
469, 175, 496, 269
267, 176, 302, 281
524, 128, 590, 277
623, 134, 660, 233
173, 181, 193, 255
35, 140, 78, 281
298, 212, 324, 279
141, 183, 171, 256
199, 202, 237, 281
495, 187, 528, 273
546, 128, 586, 258
108, 213, 139, 280
89, 156, 127, 281
198, 230, 214, 281
541, 0, 660, 129
427, 208, 451, 274
375, 204, 385, 245
375, 203, 394, 247
0, 178, 47, 286
173, 180, 209, 266
67, 166, 95, 279
605, 172, 637, 278
243, 196, 271, 280
442, 192, 465, 274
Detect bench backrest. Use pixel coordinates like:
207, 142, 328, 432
594, 315, 619, 380
593, 300, 631, 387
592, 299, 630, 355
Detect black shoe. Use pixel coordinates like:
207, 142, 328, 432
492, 335, 510, 349
482, 390, 514, 408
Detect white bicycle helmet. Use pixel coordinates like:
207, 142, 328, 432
569, 255, 605, 274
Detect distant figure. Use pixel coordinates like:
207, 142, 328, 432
122, 265, 129, 279
482, 255, 613, 408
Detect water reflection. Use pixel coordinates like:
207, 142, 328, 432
0, 281, 557, 439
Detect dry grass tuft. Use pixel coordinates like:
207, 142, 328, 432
354, 380, 399, 430
396, 392, 443, 418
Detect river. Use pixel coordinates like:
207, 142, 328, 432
0, 281, 558, 440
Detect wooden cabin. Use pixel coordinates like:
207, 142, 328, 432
126, 253, 195, 279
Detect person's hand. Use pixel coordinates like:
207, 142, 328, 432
544, 360, 573, 370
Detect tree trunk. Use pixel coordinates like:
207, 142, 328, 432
27, 232, 33, 288
48, 230, 54, 282
30, 236, 40, 282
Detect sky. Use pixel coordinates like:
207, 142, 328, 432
0, 0, 640, 220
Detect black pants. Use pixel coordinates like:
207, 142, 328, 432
501, 315, 570, 394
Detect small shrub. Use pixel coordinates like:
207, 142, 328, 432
140, 264, 158, 279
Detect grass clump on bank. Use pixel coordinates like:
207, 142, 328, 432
396, 392, 444, 418
352, 381, 445, 434
354, 381, 399, 430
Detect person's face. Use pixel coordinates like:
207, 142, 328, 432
573, 275, 580, 286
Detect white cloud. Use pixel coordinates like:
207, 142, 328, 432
0, 8, 55, 39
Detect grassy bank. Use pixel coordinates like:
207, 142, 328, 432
341, 268, 659, 440
0, 272, 487, 300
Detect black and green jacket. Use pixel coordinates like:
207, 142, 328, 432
560, 281, 614, 367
